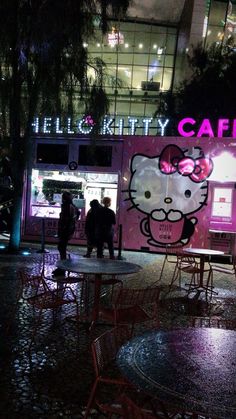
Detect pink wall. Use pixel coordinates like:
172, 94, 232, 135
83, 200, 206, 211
120, 136, 236, 252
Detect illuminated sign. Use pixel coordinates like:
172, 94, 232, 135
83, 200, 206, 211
31, 116, 236, 138
108, 27, 124, 46
178, 118, 236, 138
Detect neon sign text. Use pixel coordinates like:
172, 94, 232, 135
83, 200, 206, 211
178, 118, 236, 138
32, 116, 170, 136
32, 116, 236, 137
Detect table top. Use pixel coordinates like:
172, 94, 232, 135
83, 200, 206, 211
57, 257, 142, 276
117, 328, 236, 419
185, 247, 225, 256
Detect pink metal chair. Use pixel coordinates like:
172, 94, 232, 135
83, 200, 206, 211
17, 270, 79, 349
99, 284, 161, 334
83, 326, 133, 418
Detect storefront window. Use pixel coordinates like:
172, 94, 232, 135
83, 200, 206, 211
30, 169, 118, 218
78, 145, 113, 167
36, 144, 69, 165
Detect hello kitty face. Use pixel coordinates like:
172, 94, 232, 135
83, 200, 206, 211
128, 145, 213, 222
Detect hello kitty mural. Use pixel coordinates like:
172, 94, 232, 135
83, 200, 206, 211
126, 144, 213, 247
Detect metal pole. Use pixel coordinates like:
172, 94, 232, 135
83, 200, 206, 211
117, 224, 124, 260
37, 217, 49, 253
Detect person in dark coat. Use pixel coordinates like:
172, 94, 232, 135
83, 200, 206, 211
53, 191, 80, 276
84, 199, 102, 257
97, 196, 116, 259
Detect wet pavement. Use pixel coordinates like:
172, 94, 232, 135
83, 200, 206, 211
0, 241, 236, 418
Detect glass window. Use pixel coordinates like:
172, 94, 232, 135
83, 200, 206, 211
164, 55, 174, 67
36, 144, 69, 165
208, 0, 228, 26
132, 66, 149, 89
165, 35, 176, 54
117, 65, 132, 88
118, 52, 135, 65
78, 145, 113, 167
162, 68, 173, 91
133, 53, 150, 65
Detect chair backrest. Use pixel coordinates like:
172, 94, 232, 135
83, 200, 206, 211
113, 286, 161, 308
18, 269, 45, 298
92, 326, 131, 377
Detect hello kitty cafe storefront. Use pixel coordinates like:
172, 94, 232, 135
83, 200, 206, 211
22, 116, 236, 254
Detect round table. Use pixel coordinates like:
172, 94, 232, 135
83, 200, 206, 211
57, 257, 142, 326
117, 328, 236, 419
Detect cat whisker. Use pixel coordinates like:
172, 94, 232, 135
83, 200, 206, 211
122, 189, 137, 193
127, 203, 139, 211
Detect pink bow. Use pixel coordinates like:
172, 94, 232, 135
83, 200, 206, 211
159, 145, 213, 183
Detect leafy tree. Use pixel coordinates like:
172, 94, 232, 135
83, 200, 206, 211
176, 41, 236, 121
0, 0, 131, 251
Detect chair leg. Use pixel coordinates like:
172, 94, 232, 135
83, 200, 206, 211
169, 265, 180, 291
159, 255, 167, 281
83, 379, 99, 419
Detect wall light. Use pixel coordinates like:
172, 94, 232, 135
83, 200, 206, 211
209, 151, 236, 182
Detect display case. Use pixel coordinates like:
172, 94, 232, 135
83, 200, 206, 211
208, 183, 236, 255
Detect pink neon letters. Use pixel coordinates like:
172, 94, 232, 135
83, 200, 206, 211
178, 118, 236, 138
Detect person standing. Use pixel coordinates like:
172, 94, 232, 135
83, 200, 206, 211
52, 191, 80, 277
84, 199, 102, 257
97, 196, 116, 259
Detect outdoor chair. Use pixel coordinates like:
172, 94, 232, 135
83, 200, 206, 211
17, 269, 79, 349
6, 267, 44, 334
83, 326, 134, 418
99, 284, 161, 335
191, 316, 236, 330
159, 244, 186, 282
209, 255, 236, 283
171, 256, 214, 297
42, 252, 88, 308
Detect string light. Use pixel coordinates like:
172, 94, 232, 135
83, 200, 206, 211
102, 116, 114, 135
55, 117, 63, 134
143, 118, 153, 135
118, 118, 124, 135
31, 117, 39, 133
78, 118, 93, 134
43, 117, 52, 134
67, 118, 74, 134
158, 118, 169, 136
128, 117, 138, 135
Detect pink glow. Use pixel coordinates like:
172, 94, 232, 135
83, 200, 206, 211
233, 120, 236, 137
197, 119, 214, 137
217, 119, 229, 137
177, 118, 196, 137
178, 118, 236, 138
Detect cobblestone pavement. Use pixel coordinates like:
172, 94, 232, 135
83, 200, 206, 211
0, 242, 236, 418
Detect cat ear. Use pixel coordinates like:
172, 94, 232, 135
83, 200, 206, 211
131, 154, 149, 171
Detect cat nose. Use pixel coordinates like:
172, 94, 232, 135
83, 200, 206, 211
164, 197, 172, 204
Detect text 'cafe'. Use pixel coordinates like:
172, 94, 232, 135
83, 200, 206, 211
22, 115, 236, 255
